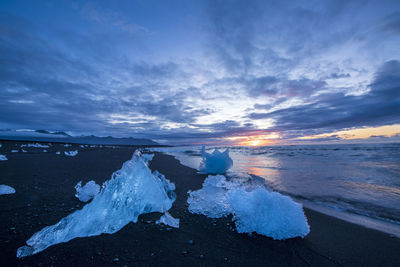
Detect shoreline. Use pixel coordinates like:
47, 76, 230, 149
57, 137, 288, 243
0, 142, 399, 266
154, 147, 400, 239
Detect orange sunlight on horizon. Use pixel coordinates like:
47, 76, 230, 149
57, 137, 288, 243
225, 133, 280, 146
297, 124, 400, 140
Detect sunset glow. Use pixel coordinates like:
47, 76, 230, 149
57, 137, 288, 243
297, 124, 400, 141
225, 133, 280, 146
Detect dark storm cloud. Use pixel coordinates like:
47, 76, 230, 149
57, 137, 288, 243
0, 13, 207, 136
249, 60, 400, 133
205, 0, 364, 75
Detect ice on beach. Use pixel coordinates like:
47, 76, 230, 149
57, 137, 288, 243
56, 152, 61, 155
75, 180, 100, 202
64, 150, 78, 157
0, 155, 7, 161
21, 143, 49, 148
142, 153, 154, 163
64, 144, 72, 147
22, 149, 27, 153
199, 146, 233, 174
43, 149, 47, 152
11, 150, 18, 153
156, 211, 180, 228
187, 175, 309, 240
17, 150, 176, 257
0, 185, 16, 195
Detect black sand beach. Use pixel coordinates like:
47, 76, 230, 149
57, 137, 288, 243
1, 141, 399, 266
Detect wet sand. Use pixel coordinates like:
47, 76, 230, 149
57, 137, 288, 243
0, 141, 399, 266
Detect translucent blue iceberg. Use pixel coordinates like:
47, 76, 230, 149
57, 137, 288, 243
17, 151, 176, 257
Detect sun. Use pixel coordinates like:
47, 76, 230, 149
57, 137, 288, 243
224, 134, 278, 147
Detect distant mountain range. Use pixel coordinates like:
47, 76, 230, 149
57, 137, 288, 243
0, 129, 159, 146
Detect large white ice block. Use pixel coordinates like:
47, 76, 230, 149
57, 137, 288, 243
187, 175, 309, 240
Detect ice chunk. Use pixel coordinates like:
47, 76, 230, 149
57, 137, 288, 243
17, 150, 176, 257
21, 143, 49, 148
187, 175, 309, 240
22, 149, 27, 153
156, 211, 180, 228
64, 150, 78, 157
43, 149, 47, 152
0, 185, 16, 195
199, 146, 233, 174
187, 175, 233, 218
64, 144, 72, 147
74, 180, 100, 202
142, 153, 154, 163
11, 150, 18, 153
56, 151, 61, 155
228, 188, 310, 239
0, 155, 7, 161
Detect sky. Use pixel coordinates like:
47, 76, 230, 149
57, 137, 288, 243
0, 0, 399, 145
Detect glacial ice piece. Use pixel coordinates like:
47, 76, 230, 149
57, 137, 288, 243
74, 180, 100, 202
17, 150, 176, 257
0, 155, 7, 161
187, 175, 233, 218
21, 143, 49, 148
11, 150, 18, 153
43, 149, 47, 152
56, 152, 61, 155
0, 185, 16, 195
156, 211, 180, 228
64, 144, 72, 147
199, 146, 233, 174
142, 153, 154, 163
64, 150, 78, 156
187, 175, 309, 240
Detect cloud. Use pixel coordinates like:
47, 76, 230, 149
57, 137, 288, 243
249, 60, 400, 134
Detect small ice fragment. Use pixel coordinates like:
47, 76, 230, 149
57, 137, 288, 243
156, 211, 180, 228
142, 153, 154, 163
22, 149, 27, 153
0, 155, 7, 161
75, 180, 100, 202
64, 144, 72, 147
0, 185, 16, 195
11, 150, 18, 153
24, 143, 49, 148
56, 152, 61, 155
43, 149, 47, 152
65, 150, 78, 157
199, 146, 233, 174
16, 150, 176, 257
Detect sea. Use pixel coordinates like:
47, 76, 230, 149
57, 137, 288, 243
150, 143, 400, 237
